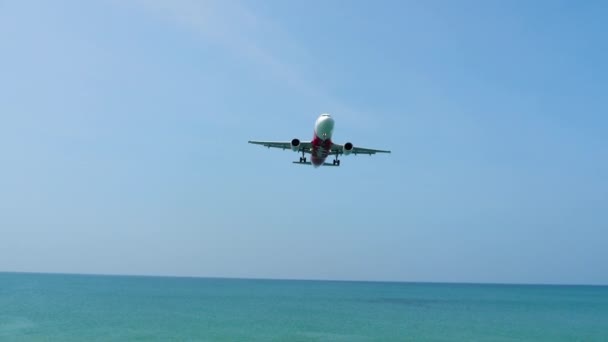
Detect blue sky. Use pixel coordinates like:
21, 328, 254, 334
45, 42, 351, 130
1, 0, 606, 285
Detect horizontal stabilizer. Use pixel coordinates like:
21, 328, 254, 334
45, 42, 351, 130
292, 161, 339, 167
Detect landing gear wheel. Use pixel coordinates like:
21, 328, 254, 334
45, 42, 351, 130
337, 160, 340, 166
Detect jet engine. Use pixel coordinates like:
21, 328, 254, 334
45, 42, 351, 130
343, 142, 354, 155
291, 138, 301, 151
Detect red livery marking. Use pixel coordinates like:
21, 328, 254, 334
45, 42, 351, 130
310, 135, 333, 166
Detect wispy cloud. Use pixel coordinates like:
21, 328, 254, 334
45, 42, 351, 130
126, 0, 367, 122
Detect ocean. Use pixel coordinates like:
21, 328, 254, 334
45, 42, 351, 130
1, 272, 606, 341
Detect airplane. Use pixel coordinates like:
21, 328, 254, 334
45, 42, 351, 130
248, 113, 391, 168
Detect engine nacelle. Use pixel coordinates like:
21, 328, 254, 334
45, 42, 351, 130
291, 138, 301, 151
343, 142, 353, 155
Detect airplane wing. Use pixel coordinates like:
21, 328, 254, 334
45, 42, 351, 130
248, 140, 313, 154
330, 143, 391, 155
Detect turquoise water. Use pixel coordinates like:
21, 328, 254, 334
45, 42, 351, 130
1, 273, 607, 341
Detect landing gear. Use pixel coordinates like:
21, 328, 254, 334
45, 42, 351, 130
333, 154, 340, 166
299, 151, 307, 163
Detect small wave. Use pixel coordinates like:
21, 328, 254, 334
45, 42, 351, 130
369, 297, 444, 307
301, 331, 370, 341
0, 317, 35, 336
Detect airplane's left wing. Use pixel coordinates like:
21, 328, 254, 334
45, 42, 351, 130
248, 140, 312, 153
330, 143, 391, 156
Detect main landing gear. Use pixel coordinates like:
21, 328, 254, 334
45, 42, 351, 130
299, 151, 307, 163
332, 154, 341, 166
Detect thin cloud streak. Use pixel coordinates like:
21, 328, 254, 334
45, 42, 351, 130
129, 0, 367, 122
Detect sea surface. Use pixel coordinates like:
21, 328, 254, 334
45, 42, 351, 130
1, 272, 607, 341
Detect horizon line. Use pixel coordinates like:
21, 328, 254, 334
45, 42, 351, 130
2, 270, 606, 287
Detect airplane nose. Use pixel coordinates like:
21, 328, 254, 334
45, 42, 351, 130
315, 114, 335, 140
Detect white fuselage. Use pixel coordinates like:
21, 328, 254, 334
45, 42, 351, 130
314, 113, 335, 141
309, 113, 335, 167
